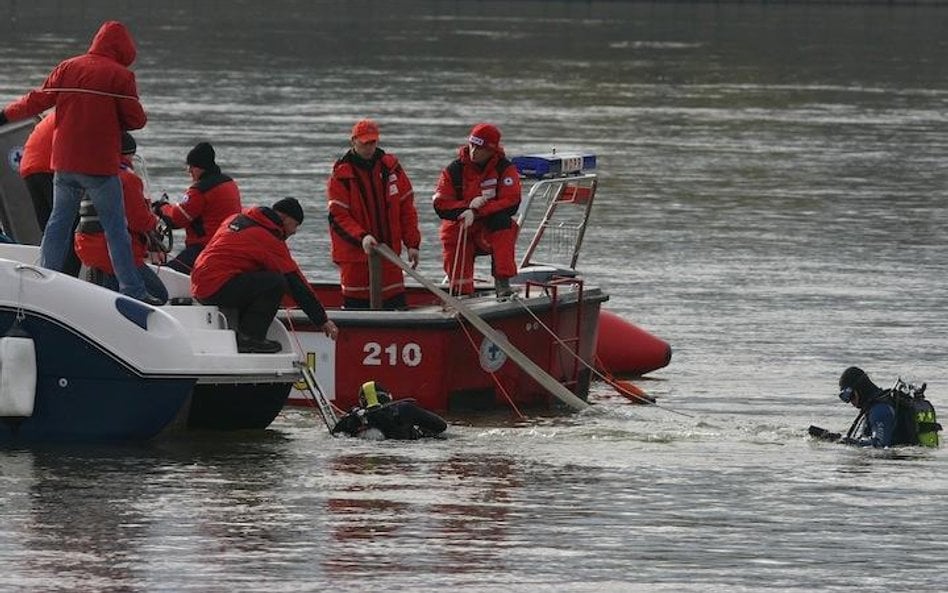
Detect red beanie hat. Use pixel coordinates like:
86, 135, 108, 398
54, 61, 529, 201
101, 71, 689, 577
468, 123, 501, 152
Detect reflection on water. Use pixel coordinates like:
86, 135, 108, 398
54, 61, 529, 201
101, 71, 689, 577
1, 1, 948, 591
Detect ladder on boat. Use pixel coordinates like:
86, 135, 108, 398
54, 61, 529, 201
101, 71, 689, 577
524, 276, 586, 396
295, 361, 337, 433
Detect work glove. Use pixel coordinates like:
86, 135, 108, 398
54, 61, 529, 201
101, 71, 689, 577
321, 319, 339, 340
407, 247, 420, 269
361, 234, 377, 254
459, 209, 475, 228
807, 426, 841, 442
469, 195, 488, 210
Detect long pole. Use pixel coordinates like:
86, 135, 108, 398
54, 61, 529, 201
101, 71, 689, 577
374, 244, 590, 412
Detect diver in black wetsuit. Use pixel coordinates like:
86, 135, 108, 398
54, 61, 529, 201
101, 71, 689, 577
331, 380, 447, 440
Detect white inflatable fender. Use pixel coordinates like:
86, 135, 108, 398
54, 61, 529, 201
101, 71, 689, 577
0, 325, 36, 417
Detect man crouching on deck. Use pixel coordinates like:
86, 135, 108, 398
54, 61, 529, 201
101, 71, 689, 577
190, 197, 338, 353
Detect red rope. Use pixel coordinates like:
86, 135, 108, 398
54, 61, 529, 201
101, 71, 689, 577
457, 318, 526, 421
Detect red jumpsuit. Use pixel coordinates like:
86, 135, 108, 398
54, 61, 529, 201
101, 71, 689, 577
74, 157, 157, 273
327, 149, 420, 305
432, 146, 522, 294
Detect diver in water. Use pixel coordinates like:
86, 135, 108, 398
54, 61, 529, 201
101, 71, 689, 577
332, 381, 447, 440
809, 366, 941, 447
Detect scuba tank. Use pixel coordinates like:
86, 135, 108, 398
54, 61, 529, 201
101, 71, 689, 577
892, 379, 941, 448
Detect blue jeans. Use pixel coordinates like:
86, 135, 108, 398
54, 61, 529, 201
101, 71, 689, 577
100, 264, 169, 304
42, 172, 147, 298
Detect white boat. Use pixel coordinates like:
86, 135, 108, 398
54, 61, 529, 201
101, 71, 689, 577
0, 243, 302, 442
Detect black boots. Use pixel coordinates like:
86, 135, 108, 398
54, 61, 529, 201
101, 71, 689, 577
237, 334, 282, 354
495, 277, 514, 298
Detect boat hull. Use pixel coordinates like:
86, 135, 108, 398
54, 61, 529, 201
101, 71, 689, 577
186, 383, 293, 430
0, 310, 193, 443
284, 283, 605, 413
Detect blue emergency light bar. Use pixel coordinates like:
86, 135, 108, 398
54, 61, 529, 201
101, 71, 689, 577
511, 153, 596, 180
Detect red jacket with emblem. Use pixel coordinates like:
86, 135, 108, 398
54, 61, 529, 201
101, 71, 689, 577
19, 113, 55, 177
159, 171, 242, 248
74, 157, 158, 273
432, 146, 522, 222
327, 149, 420, 264
2, 21, 147, 176
191, 206, 329, 326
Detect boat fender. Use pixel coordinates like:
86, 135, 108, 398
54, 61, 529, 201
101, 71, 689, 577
0, 323, 37, 417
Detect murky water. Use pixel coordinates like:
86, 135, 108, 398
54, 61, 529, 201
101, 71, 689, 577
1, 2, 947, 591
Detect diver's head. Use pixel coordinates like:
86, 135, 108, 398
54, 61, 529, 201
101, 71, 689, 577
838, 366, 882, 407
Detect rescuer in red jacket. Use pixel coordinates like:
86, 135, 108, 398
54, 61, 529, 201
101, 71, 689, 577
156, 142, 242, 274
432, 123, 522, 297
19, 113, 55, 228
74, 132, 167, 304
18, 113, 81, 276
327, 119, 421, 309
0, 21, 155, 304
190, 197, 339, 354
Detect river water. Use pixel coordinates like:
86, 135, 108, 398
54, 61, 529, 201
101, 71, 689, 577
1, 2, 947, 591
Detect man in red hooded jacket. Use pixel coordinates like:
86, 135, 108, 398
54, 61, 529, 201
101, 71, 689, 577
0, 21, 156, 304
327, 119, 421, 309
432, 123, 522, 297
191, 197, 338, 354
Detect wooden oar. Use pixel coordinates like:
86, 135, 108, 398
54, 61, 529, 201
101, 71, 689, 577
374, 244, 590, 412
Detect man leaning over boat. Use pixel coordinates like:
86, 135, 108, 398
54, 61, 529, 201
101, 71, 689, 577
190, 197, 338, 353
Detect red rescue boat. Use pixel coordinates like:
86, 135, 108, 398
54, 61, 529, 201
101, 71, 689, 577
284, 153, 671, 413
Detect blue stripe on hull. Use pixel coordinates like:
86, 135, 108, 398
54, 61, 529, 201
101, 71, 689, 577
0, 311, 194, 443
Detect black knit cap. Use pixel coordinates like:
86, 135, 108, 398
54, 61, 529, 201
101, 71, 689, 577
121, 132, 137, 155
186, 142, 216, 169
272, 197, 304, 224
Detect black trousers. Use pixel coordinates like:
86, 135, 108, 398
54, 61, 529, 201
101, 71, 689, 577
24, 172, 53, 228
200, 271, 286, 340
25, 172, 81, 276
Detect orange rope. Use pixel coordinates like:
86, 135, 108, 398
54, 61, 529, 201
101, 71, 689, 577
456, 317, 526, 421
507, 296, 685, 412
593, 353, 654, 405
